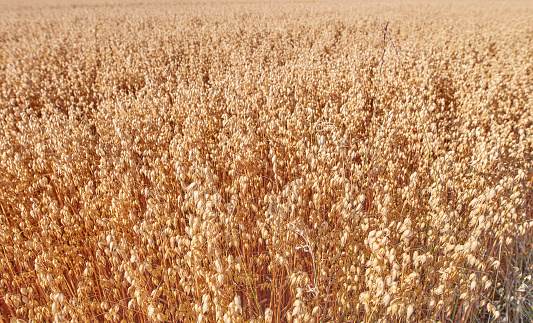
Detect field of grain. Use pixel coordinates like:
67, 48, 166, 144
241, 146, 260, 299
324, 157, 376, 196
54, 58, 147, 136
0, 0, 532, 322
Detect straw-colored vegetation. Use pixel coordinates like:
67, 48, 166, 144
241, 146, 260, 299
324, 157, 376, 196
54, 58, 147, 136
0, 0, 532, 322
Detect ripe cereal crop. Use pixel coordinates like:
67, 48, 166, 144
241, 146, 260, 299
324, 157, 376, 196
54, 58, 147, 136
0, 0, 532, 322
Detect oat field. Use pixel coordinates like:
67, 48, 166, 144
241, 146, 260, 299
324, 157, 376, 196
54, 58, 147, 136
0, 0, 532, 322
